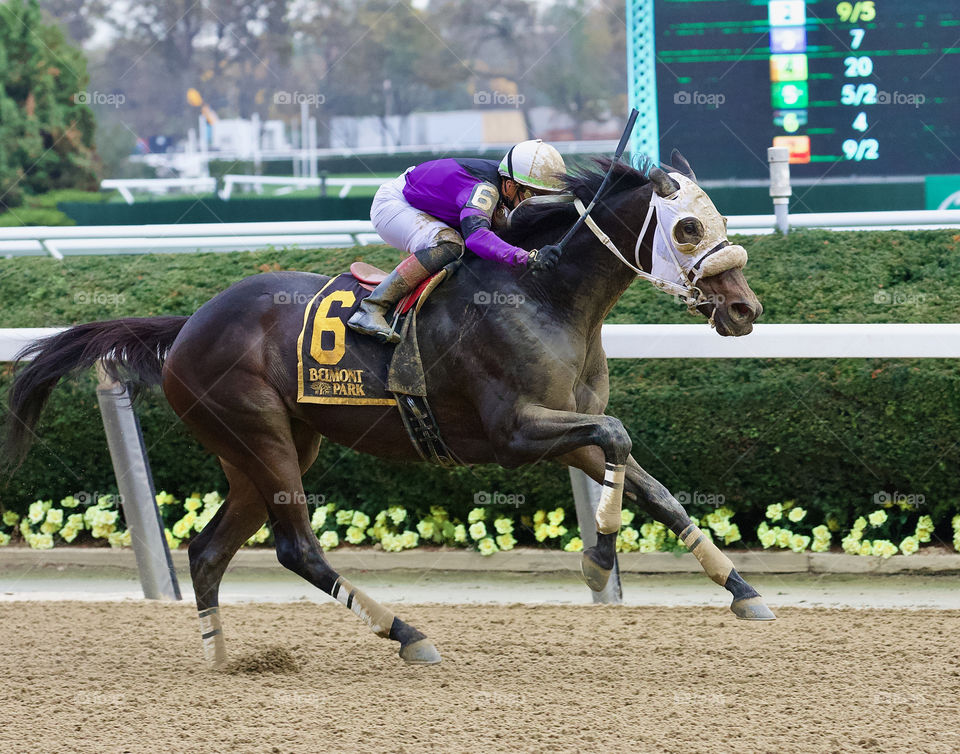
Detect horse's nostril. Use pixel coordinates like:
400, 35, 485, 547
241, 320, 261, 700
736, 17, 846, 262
730, 302, 754, 322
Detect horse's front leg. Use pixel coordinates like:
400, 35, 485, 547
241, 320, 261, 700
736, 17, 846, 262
565, 448, 775, 621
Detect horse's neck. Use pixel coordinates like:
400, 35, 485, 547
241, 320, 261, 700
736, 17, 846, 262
531, 201, 645, 333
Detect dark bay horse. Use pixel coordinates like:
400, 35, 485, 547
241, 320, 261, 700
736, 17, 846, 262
4, 153, 771, 669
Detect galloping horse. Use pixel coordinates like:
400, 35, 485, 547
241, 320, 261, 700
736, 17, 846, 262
4, 152, 772, 669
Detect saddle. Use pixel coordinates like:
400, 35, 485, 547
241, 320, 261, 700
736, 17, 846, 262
348, 261, 445, 317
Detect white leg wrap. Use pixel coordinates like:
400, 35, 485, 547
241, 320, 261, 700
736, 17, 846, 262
198, 607, 228, 669
679, 523, 734, 586
595, 462, 626, 534
331, 576, 395, 638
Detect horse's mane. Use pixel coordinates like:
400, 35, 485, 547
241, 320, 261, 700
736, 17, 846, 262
500, 156, 655, 246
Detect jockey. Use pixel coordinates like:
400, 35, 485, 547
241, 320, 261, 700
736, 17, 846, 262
347, 139, 567, 343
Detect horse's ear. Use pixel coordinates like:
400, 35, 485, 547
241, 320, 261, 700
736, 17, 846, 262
648, 167, 680, 197
670, 149, 697, 182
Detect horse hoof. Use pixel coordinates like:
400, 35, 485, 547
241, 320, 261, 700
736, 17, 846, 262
731, 595, 776, 621
580, 552, 612, 592
399, 639, 441, 665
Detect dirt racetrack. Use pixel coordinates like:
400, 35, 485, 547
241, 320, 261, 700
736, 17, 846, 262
2, 601, 958, 753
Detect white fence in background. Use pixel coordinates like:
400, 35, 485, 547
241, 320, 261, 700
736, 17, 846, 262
5, 324, 960, 363
101, 177, 218, 204
3, 209, 959, 259
0, 221, 380, 259
219, 174, 387, 200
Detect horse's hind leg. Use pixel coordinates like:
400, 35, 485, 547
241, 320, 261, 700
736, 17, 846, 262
210, 409, 440, 665
188, 459, 267, 669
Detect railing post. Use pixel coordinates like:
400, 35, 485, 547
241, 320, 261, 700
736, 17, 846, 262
320, 169, 328, 198
768, 146, 791, 235
569, 467, 622, 604
96, 362, 181, 601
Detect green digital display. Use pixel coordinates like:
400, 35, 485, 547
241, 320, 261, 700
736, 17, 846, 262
655, 0, 960, 179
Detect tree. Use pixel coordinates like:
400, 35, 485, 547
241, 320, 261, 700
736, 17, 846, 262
0, 0, 98, 210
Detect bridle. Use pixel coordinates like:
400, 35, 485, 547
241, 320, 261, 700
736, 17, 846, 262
572, 194, 731, 310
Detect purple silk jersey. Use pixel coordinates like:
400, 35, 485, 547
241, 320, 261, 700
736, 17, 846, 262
401, 158, 529, 267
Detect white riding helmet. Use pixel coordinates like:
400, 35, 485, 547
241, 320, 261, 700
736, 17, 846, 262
498, 139, 566, 193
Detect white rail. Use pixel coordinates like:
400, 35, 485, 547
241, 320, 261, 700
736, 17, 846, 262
101, 178, 218, 205
220, 175, 388, 200
4, 324, 960, 363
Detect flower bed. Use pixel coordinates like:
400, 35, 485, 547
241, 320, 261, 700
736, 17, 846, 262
2, 491, 959, 559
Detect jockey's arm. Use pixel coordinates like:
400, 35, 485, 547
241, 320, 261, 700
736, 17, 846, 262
458, 182, 530, 267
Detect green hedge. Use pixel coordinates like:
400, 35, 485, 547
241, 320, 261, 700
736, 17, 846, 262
2, 229, 960, 540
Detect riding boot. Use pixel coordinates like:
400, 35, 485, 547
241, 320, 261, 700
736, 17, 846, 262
348, 240, 462, 344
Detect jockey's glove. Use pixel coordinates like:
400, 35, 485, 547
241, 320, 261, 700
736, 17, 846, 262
527, 244, 562, 272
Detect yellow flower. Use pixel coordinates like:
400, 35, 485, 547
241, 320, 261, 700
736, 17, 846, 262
810, 538, 830, 553
30, 533, 54, 550
858, 540, 873, 556
723, 524, 741, 546
872, 539, 897, 559
789, 534, 810, 553
336, 509, 354, 526
310, 508, 327, 531
915, 515, 934, 543
547, 508, 565, 526
59, 496, 79, 509
467, 507, 486, 524
534, 523, 549, 542
841, 536, 861, 555
184, 496, 202, 512
164, 529, 181, 550
867, 510, 887, 527
351, 511, 370, 530
533, 510, 547, 526
776, 528, 792, 548
2, 511, 20, 526
899, 536, 920, 556
496, 533, 516, 551
155, 491, 177, 508
469, 522, 487, 540
59, 525, 79, 543
637, 539, 657, 553
345, 526, 365, 544
564, 537, 583, 552
709, 519, 732, 538
416, 519, 436, 540
852, 516, 867, 532
758, 528, 777, 548
477, 537, 498, 556
202, 491, 223, 508
621, 527, 639, 545
453, 524, 467, 543
765, 504, 783, 522
108, 530, 132, 548
493, 517, 514, 535
387, 506, 407, 525
429, 506, 449, 522
547, 524, 561, 539
172, 519, 191, 539
28, 500, 49, 524
621, 509, 635, 526
846, 527, 863, 543
319, 530, 339, 550
400, 530, 419, 549
787, 507, 807, 523
826, 515, 840, 532
811, 525, 830, 541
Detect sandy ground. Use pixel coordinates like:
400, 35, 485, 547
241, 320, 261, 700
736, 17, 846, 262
1, 601, 958, 753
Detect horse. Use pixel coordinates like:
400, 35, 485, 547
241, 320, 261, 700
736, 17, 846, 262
3, 151, 771, 669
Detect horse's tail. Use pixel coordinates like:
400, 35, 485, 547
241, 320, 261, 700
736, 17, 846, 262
3, 316, 190, 470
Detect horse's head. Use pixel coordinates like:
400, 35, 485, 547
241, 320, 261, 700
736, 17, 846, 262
645, 151, 762, 336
